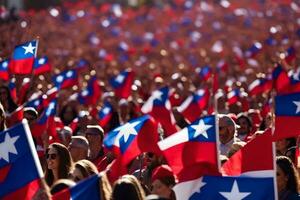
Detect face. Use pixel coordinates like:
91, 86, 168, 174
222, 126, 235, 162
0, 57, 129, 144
68, 142, 85, 162
47, 147, 59, 170
237, 118, 250, 135
151, 179, 172, 199
219, 125, 231, 144
72, 167, 84, 182
276, 165, 288, 193
276, 139, 289, 154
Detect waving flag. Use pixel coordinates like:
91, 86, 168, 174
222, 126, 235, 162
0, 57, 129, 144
8, 78, 17, 102
17, 78, 31, 105
158, 115, 219, 182
75, 59, 89, 71
221, 129, 274, 176
245, 42, 262, 58
25, 93, 43, 112
227, 89, 240, 105
272, 64, 290, 95
174, 175, 275, 200
6, 106, 24, 128
248, 78, 272, 96
98, 101, 113, 127
285, 46, 296, 64
196, 65, 212, 81
0, 121, 43, 199
53, 174, 103, 200
33, 56, 51, 75
177, 88, 209, 123
141, 86, 177, 136
0, 59, 9, 81
9, 40, 38, 74
78, 76, 101, 105
52, 69, 78, 89
110, 69, 134, 99
274, 92, 300, 140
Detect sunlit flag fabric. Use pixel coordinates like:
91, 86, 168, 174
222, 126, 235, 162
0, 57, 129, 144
248, 78, 272, 96
9, 40, 38, 74
174, 175, 275, 200
0, 121, 43, 199
8, 78, 17, 102
274, 92, 300, 140
33, 56, 51, 75
109, 69, 134, 99
221, 128, 274, 176
0, 59, 9, 81
158, 115, 219, 182
141, 86, 177, 136
227, 89, 240, 105
17, 78, 31, 105
52, 69, 78, 89
98, 101, 113, 127
52, 173, 103, 200
272, 64, 291, 95
78, 76, 101, 105
6, 106, 24, 128
177, 88, 209, 123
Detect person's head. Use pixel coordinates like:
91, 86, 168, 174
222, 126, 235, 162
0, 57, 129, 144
236, 113, 252, 136
112, 175, 146, 200
68, 136, 89, 162
218, 114, 237, 144
72, 159, 98, 182
59, 104, 78, 125
45, 143, 73, 186
85, 125, 104, 160
58, 126, 73, 147
151, 165, 176, 199
50, 179, 76, 195
276, 138, 296, 156
24, 107, 38, 125
0, 103, 6, 131
276, 156, 299, 194
0, 85, 17, 113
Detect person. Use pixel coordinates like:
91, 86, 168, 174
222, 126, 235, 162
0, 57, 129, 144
44, 143, 74, 187
72, 159, 98, 182
276, 138, 297, 163
59, 104, 78, 126
151, 165, 176, 200
276, 156, 300, 200
68, 136, 89, 162
218, 114, 240, 156
85, 125, 105, 165
0, 103, 7, 131
236, 113, 253, 141
111, 175, 146, 200
24, 107, 38, 126
0, 85, 17, 113
50, 179, 76, 195
58, 126, 73, 147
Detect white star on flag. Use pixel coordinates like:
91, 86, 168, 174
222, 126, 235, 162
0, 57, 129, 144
46, 102, 56, 116
56, 75, 64, 83
293, 101, 300, 114
81, 90, 89, 97
102, 107, 111, 114
38, 58, 46, 64
114, 121, 140, 146
2, 61, 8, 68
219, 180, 251, 200
0, 132, 20, 162
66, 71, 73, 78
173, 177, 206, 200
22, 42, 36, 55
190, 119, 212, 139
151, 90, 163, 101
115, 74, 125, 83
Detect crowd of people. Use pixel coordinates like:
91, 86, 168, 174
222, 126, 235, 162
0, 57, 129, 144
0, 0, 300, 199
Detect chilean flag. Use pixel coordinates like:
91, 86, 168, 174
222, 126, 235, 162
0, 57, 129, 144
0, 59, 9, 81
158, 115, 219, 182
6, 106, 24, 128
248, 78, 272, 96
8, 78, 17, 102
33, 56, 51, 75
285, 46, 296, 64
25, 93, 44, 112
245, 42, 262, 58
75, 59, 89, 71
274, 92, 300, 140
52, 69, 78, 89
227, 89, 240, 105
141, 86, 177, 136
272, 64, 290, 95
110, 69, 134, 99
53, 174, 103, 200
196, 65, 212, 81
0, 121, 44, 200
98, 101, 113, 127
174, 175, 275, 200
221, 129, 274, 176
9, 40, 38, 74
177, 88, 209, 123
78, 76, 101, 105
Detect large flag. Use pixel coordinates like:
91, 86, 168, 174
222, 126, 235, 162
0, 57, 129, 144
174, 175, 275, 200
141, 86, 177, 136
0, 59, 9, 81
109, 69, 134, 99
0, 121, 43, 199
221, 129, 274, 176
53, 174, 104, 200
33, 56, 51, 75
158, 115, 219, 182
177, 88, 209, 123
52, 69, 78, 89
9, 40, 38, 74
274, 92, 300, 140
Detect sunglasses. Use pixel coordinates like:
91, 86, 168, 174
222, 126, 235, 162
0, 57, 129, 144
46, 153, 57, 160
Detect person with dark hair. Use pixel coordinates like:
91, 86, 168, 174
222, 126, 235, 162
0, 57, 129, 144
50, 179, 76, 195
112, 175, 146, 200
72, 159, 98, 182
85, 125, 105, 166
68, 136, 89, 162
151, 165, 176, 200
276, 138, 297, 162
45, 143, 73, 187
276, 156, 300, 200
0, 85, 17, 113
59, 104, 78, 126
236, 113, 253, 141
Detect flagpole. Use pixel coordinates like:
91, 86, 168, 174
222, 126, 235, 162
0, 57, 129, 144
213, 74, 221, 172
